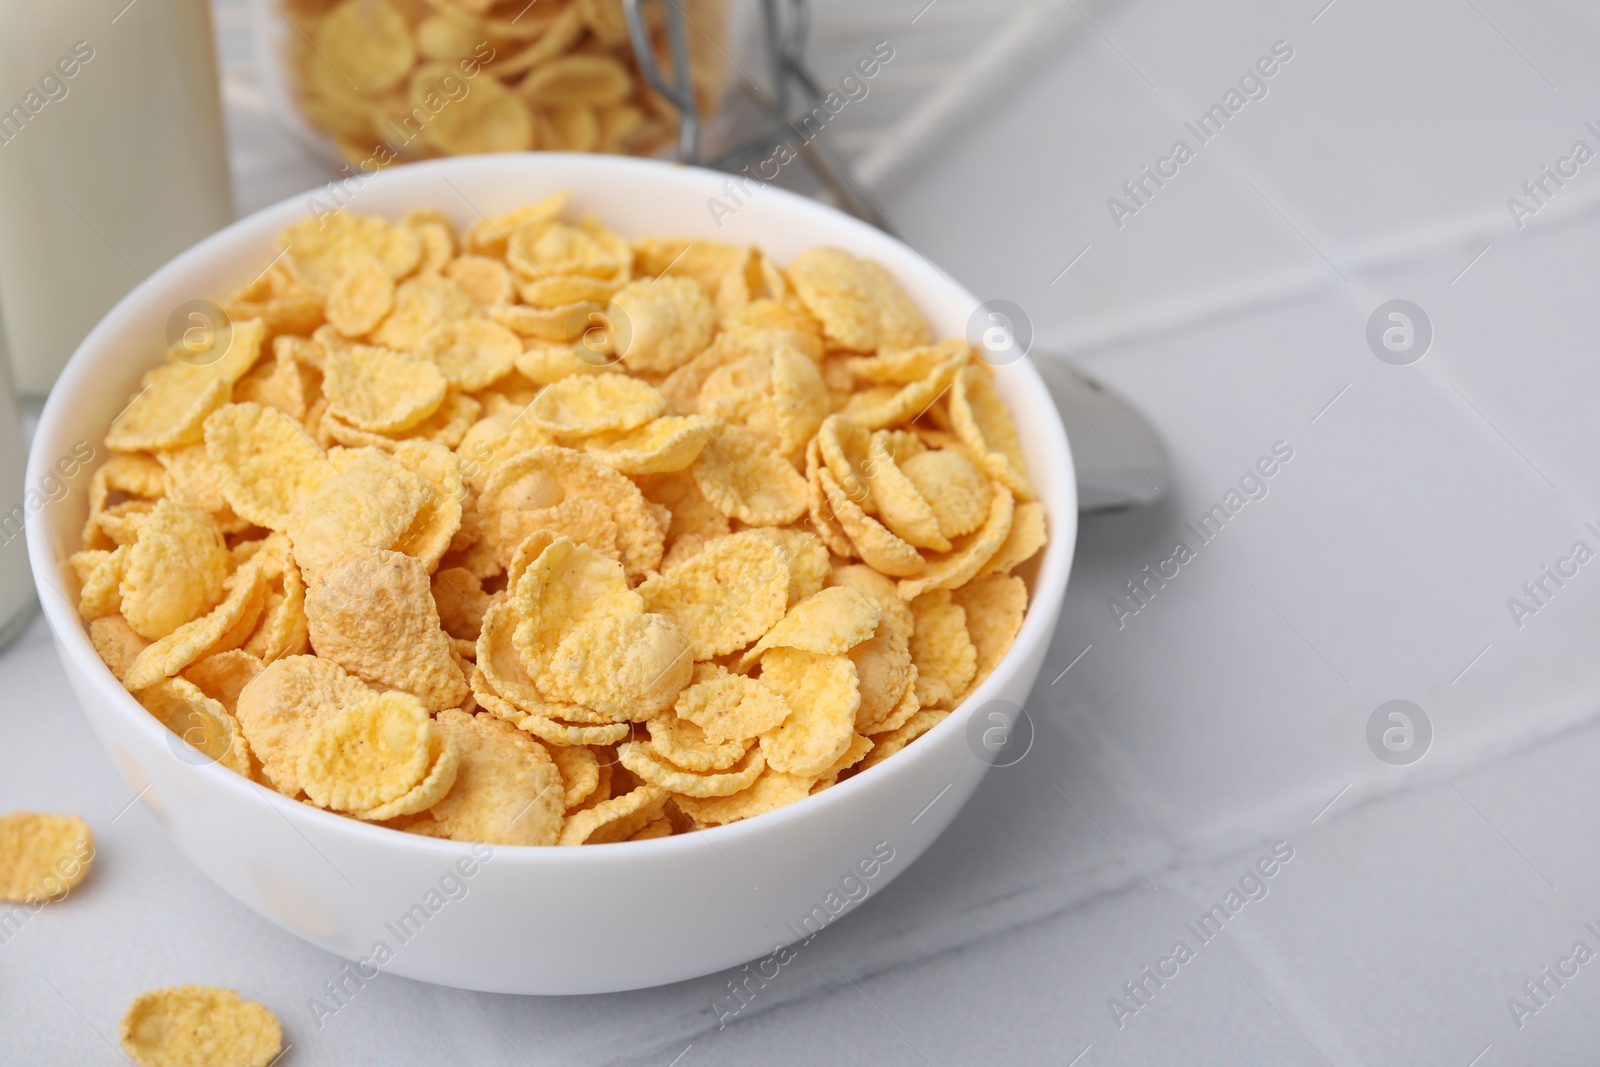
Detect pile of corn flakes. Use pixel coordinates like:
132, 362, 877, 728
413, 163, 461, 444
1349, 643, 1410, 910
73, 190, 1046, 846
276, 0, 727, 164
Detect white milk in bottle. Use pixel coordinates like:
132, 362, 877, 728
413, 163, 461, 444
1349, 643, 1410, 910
0, 0, 234, 395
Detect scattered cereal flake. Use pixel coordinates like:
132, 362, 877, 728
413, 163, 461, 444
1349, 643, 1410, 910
544, 613, 692, 720
620, 742, 764, 797
897, 485, 1013, 600
418, 709, 564, 846
909, 591, 976, 710
416, 319, 521, 391
637, 530, 788, 660
629, 815, 673, 840
814, 731, 874, 789
123, 558, 269, 691
304, 546, 468, 712
325, 253, 396, 337
583, 415, 711, 474
692, 422, 808, 526
529, 373, 666, 436
559, 783, 668, 845
674, 663, 792, 745
757, 648, 858, 777
204, 403, 333, 531
323, 345, 448, 434
0, 812, 93, 904
844, 341, 965, 384
521, 53, 632, 104
785, 248, 930, 353
426, 67, 534, 153
606, 275, 716, 374
119, 985, 281, 1067
950, 365, 1034, 501
951, 573, 1028, 698
740, 586, 881, 668
120, 501, 232, 640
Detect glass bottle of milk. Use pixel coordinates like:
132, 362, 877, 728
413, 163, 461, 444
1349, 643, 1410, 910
0, 0, 235, 397
0, 296, 37, 651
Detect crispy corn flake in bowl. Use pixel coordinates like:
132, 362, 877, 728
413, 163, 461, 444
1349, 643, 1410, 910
27, 155, 1076, 993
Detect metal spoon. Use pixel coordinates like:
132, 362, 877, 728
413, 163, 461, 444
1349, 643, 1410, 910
1032, 357, 1171, 514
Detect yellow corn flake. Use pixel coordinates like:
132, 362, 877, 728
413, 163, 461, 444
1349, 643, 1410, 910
841, 352, 965, 431
813, 731, 874, 789
817, 414, 877, 514
139, 677, 253, 777
513, 343, 616, 385
804, 437, 855, 558
559, 783, 668, 845
404, 391, 483, 450
637, 469, 730, 546
848, 619, 916, 735
785, 248, 930, 353
443, 254, 514, 307
699, 347, 828, 458
819, 465, 925, 577
241, 554, 309, 662
371, 274, 476, 352
644, 708, 750, 772
845, 340, 966, 384
509, 216, 633, 282
608, 275, 717, 374
868, 431, 949, 551
299, 691, 457, 819
897, 484, 1014, 601
416, 318, 521, 392
426, 69, 534, 154
287, 447, 429, 574
980, 500, 1046, 577
529, 373, 666, 436
325, 253, 396, 338
0, 812, 93, 904
454, 410, 554, 494
674, 663, 792, 744
951, 573, 1028, 698
432, 566, 490, 641
692, 422, 808, 526
619, 741, 764, 797
280, 211, 421, 291
741, 585, 881, 668
672, 769, 815, 827
204, 403, 334, 530
389, 440, 466, 573
304, 546, 469, 711
541, 738, 601, 809
506, 538, 642, 690
481, 446, 663, 578
950, 365, 1035, 500
119, 501, 232, 640
119, 985, 282, 1067
90, 615, 150, 680
860, 709, 950, 770
544, 613, 692, 720
756, 648, 858, 777
323, 345, 448, 434
825, 562, 915, 635
521, 54, 633, 105
509, 706, 634, 748
314, 0, 414, 93
106, 367, 234, 454
902, 446, 990, 540
750, 527, 830, 609
411, 709, 564, 846
123, 558, 269, 691
154, 442, 233, 519
583, 415, 711, 474
72, 546, 127, 619
629, 815, 673, 840
909, 590, 976, 710
462, 191, 570, 258
182, 650, 265, 717
637, 530, 788, 660
412, 220, 456, 275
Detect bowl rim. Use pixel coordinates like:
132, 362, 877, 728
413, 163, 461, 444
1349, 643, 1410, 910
26, 152, 1078, 864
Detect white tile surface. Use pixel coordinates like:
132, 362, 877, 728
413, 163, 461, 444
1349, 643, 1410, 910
5, 0, 1600, 1062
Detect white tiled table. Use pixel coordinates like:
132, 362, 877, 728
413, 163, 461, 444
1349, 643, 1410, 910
6, 0, 1600, 1062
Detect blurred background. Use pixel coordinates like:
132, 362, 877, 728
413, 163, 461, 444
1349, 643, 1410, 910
5, 0, 1600, 1062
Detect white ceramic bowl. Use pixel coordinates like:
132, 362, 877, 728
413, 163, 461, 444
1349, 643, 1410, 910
26, 155, 1077, 994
